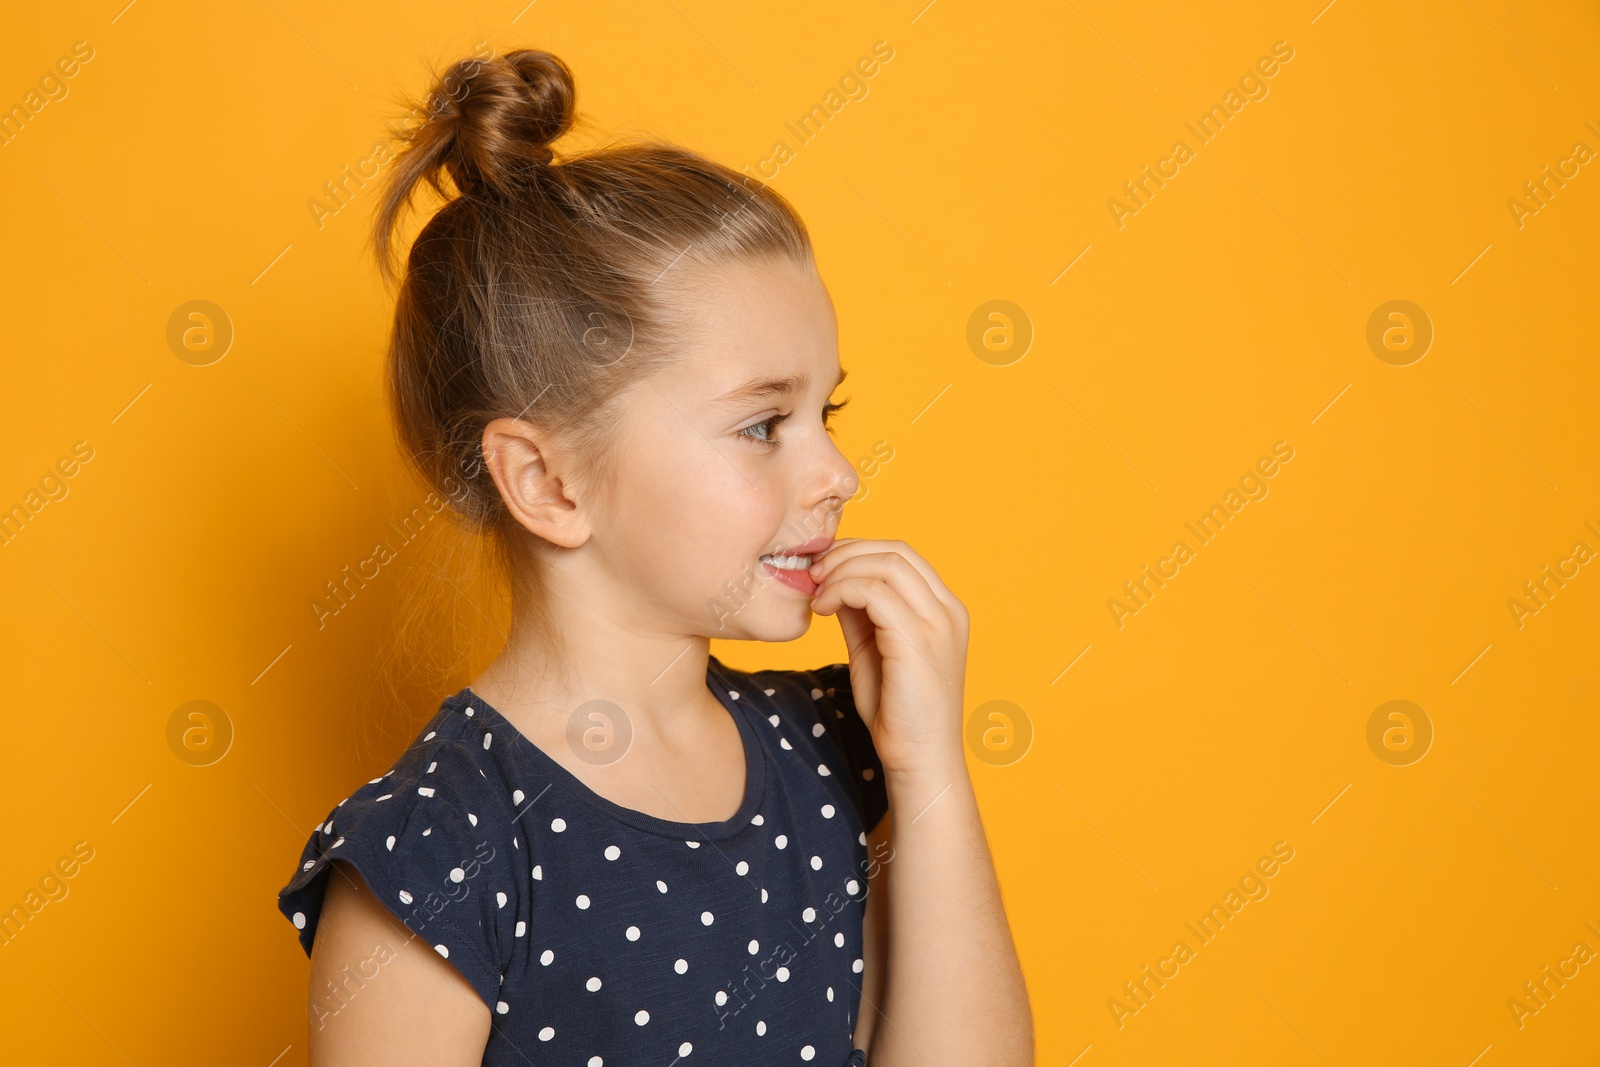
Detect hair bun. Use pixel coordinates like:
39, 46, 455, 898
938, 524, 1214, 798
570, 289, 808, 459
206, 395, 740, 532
433, 48, 576, 196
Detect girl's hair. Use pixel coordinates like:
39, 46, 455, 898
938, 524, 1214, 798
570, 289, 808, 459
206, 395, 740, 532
361, 47, 813, 741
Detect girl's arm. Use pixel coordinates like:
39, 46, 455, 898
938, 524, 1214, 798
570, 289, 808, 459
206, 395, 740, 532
307, 862, 491, 1065
868, 759, 1034, 1066
807, 539, 1034, 1065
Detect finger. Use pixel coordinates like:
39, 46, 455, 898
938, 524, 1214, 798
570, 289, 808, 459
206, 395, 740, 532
813, 538, 962, 613
814, 552, 948, 624
811, 576, 919, 649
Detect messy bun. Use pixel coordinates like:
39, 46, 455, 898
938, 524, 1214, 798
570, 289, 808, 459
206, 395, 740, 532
375, 48, 577, 270
365, 45, 813, 663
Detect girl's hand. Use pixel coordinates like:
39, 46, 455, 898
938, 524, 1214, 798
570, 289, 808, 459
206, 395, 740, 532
808, 538, 970, 780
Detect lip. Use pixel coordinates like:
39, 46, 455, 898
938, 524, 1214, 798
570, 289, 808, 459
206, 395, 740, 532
763, 534, 834, 559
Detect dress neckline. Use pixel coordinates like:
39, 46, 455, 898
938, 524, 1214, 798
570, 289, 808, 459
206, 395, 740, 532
456, 654, 768, 842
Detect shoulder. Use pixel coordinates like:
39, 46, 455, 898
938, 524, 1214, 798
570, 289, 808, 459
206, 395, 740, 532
277, 691, 528, 1010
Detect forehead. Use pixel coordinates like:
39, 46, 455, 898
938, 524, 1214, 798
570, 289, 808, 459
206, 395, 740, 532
663, 255, 840, 393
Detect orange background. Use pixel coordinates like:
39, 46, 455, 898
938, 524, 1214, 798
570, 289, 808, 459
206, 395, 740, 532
3, 0, 1598, 1062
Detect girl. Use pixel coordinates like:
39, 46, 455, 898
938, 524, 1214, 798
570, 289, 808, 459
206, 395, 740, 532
277, 47, 1032, 1066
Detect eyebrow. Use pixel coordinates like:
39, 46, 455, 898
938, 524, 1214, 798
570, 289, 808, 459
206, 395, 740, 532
712, 366, 848, 406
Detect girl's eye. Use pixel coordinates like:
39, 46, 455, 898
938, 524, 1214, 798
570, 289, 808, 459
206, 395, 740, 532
739, 414, 788, 448
737, 397, 850, 449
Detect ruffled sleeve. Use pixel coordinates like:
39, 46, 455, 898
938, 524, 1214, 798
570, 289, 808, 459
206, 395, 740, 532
803, 662, 890, 835
275, 740, 523, 1013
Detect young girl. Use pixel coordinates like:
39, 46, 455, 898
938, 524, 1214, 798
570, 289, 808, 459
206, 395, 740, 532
277, 47, 1032, 1066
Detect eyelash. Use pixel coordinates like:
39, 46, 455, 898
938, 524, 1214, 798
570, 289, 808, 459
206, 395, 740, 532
739, 398, 850, 449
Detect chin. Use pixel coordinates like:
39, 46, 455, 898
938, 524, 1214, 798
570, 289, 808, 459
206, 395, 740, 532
710, 606, 814, 644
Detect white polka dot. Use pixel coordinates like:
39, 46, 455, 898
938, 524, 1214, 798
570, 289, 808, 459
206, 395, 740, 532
821, 804, 835, 818
853, 958, 864, 973
810, 688, 823, 699
679, 1042, 692, 1056
576, 894, 591, 909
588, 1058, 603, 1067
450, 867, 465, 883
385, 835, 396, 850
626, 925, 640, 941
752, 813, 764, 825
538, 1025, 554, 1040
512, 789, 525, 805
761, 888, 768, 903
834, 932, 845, 947
757, 1020, 767, 1035
656, 880, 668, 893
398, 890, 413, 905
701, 910, 714, 926
464, 706, 474, 717
423, 731, 436, 741
467, 813, 478, 826
551, 817, 567, 832
421, 827, 431, 836
417, 786, 436, 797
736, 860, 749, 875
323, 820, 334, 834
812, 723, 825, 737
780, 738, 792, 750
775, 834, 787, 849
764, 688, 775, 696
604, 844, 621, 861
810, 855, 822, 870
802, 1044, 815, 1060
715, 990, 728, 1006
533, 864, 543, 880
541, 949, 555, 965
776, 966, 790, 982
497, 891, 507, 908
802, 907, 816, 923
769, 714, 781, 726
587, 976, 602, 991
483, 733, 492, 749
729, 690, 740, 699
292, 912, 306, 929
846, 879, 860, 894
827, 986, 834, 1001
863, 768, 875, 780
686, 840, 701, 848
818, 763, 831, 776
496, 1000, 509, 1014
635, 1009, 649, 1025
302, 860, 314, 871
858, 832, 867, 845
675, 958, 688, 974
747, 939, 760, 954
435, 944, 449, 958
516, 921, 527, 937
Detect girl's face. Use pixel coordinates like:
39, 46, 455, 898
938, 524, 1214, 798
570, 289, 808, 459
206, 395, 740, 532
591, 254, 860, 643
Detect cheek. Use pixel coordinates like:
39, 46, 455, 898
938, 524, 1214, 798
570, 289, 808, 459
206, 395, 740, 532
614, 433, 784, 594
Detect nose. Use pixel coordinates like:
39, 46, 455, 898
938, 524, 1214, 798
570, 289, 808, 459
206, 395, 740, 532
815, 436, 860, 511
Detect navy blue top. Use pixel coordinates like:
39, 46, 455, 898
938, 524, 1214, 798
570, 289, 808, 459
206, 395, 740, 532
277, 654, 888, 1066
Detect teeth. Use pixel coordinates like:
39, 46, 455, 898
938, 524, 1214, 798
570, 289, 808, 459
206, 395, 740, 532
760, 553, 811, 570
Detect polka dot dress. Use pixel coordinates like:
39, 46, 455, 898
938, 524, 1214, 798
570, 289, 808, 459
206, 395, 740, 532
278, 655, 887, 1066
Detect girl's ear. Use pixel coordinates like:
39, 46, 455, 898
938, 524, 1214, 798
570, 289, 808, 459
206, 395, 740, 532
480, 418, 591, 548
